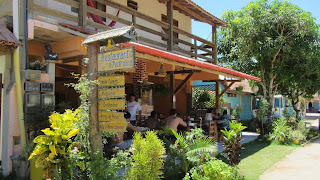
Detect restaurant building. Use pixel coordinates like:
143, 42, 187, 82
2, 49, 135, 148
0, 0, 260, 175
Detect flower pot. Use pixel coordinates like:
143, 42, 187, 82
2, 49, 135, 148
292, 139, 300, 145
279, 137, 285, 142
266, 137, 273, 141
308, 134, 313, 139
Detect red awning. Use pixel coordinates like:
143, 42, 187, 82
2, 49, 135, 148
120, 42, 261, 82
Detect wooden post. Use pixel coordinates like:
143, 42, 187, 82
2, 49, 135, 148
79, 0, 87, 27
87, 42, 102, 153
170, 71, 175, 109
132, 11, 136, 25
28, 0, 33, 16
193, 39, 197, 59
215, 81, 220, 112
212, 24, 217, 64
167, 0, 173, 51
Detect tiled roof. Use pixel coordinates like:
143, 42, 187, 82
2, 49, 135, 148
158, 0, 227, 26
0, 22, 21, 47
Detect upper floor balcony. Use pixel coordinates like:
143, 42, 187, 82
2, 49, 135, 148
1, 0, 227, 63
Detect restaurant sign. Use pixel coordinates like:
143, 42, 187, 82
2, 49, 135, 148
99, 122, 126, 132
98, 47, 135, 72
98, 111, 125, 123
98, 99, 126, 110
98, 87, 125, 99
98, 75, 125, 86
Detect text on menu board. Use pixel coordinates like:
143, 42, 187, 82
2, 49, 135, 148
99, 122, 126, 132
98, 75, 125, 86
98, 99, 125, 111
98, 111, 125, 123
98, 47, 135, 72
98, 87, 125, 99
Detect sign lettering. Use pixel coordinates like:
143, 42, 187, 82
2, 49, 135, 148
98, 111, 125, 123
98, 75, 125, 87
99, 122, 126, 132
98, 47, 135, 72
98, 99, 125, 110
98, 87, 125, 99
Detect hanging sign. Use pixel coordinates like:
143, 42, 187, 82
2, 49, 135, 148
98, 87, 125, 99
99, 122, 126, 132
98, 75, 125, 87
98, 111, 125, 123
98, 99, 125, 110
98, 47, 135, 72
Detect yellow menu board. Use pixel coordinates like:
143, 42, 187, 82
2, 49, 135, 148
98, 111, 125, 123
99, 122, 126, 132
98, 99, 125, 110
98, 87, 125, 99
98, 75, 125, 87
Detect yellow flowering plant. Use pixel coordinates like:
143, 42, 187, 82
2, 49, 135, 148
28, 109, 81, 179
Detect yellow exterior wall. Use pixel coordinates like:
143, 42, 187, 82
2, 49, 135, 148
117, 0, 192, 34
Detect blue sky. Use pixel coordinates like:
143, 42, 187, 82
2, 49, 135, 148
192, 0, 320, 40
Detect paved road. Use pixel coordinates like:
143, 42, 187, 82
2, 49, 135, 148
260, 113, 320, 180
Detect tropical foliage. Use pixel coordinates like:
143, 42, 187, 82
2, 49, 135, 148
218, 0, 320, 119
127, 131, 166, 180
171, 128, 217, 173
28, 109, 81, 179
221, 121, 246, 166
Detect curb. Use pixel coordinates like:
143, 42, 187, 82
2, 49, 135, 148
302, 134, 320, 147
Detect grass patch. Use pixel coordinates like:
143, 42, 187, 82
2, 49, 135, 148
237, 140, 298, 180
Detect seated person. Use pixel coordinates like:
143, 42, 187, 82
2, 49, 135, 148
212, 108, 220, 120
147, 111, 161, 130
220, 110, 231, 130
111, 112, 141, 150
164, 109, 187, 132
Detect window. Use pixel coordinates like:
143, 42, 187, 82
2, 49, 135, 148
71, 0, 79, 13
227, 93, 236, 97
252, 97, 261, 110
71, 0, 106, 22
95, 1, 106, 22
161, 14, 179, 42
127, 0, 138, 10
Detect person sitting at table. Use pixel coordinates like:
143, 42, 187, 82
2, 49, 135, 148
111, 112, 141, 150
147, 111, 161, 130
220, 110, 231, 130
164, 109, 187, 132
212, 108, 220, 120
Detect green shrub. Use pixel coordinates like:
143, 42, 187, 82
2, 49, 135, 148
126, 131, 166, 180
183, 159, 244, 180
221, 121, 246, 166
271, 116, 290, 141
288, 129, 306, 141
171, 128, 217, 173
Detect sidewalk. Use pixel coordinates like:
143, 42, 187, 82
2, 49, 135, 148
260, 113, 320, 180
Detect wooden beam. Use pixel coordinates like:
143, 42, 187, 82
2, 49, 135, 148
219, 81, 236, 98
174, 72, 195, 95
154, 70, 199, 75
203, 80, 242, 82
172, 0, 216, 27
167, 0, 173, 51
170, 71, 175, 109
79, 0, 87, 27
215, 81, 220, 112
212, 24, 217, 64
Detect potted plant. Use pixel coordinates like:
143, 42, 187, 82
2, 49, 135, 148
288, 130, 306, 144
272, 117, 289, 142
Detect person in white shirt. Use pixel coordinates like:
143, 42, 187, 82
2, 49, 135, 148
126, 94, 142, 126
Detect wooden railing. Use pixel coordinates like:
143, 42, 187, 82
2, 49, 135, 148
28, 0, 216, 62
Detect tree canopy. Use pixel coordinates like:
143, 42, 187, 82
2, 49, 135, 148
218, 0, 320, 117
